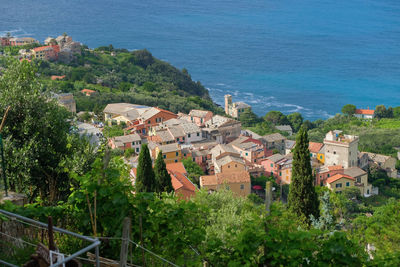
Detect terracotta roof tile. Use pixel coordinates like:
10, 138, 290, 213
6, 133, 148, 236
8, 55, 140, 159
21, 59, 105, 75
355, 109, 375, 115
309, 142, 324, 153
326, 174, 355, 184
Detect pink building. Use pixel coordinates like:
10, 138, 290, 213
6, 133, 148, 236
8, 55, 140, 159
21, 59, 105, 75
316, 165, 344, 186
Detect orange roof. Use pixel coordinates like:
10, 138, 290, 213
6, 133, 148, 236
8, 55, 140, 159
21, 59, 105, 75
166, 162, 187, 176
33, 45, 53, 52
326, 174, 354, 184
355, 109, 374, 115
51, 75, 65, 80
156, 107, 177, 116
81, 89, 96, 93
309, 142, 324, 153
328, 165, 343, 171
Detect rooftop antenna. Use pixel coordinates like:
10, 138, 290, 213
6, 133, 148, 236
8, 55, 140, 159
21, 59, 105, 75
0, 106, 10, 197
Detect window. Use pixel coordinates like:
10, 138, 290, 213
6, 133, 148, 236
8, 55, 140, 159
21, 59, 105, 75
333, 151, 336, 154
188, 133, 191, 138
240, 184, 244, 190
176, 152, 179, 156
270, 163, 273, 167
235, 164, 237, 167
228, 165, 230, 168
320, 155, 323, 159
346, 182, 350, 187
245, 152, 248, 156
201, 118, 203, 123
148, 120, 151, 124
184, 153, 186, 157
192, 157, 195, 162
163, 155, 166, 159
226, 185, 230, 190
336, 183, 342, 188
175, 160, 178, 163
197, 132, 200, 136
136, 148, 139, 152
191, 116, 193, 121
279, 172, 282, 176
182, 137, 185, 140
327, 174, 330, 177
177, 138, 179, 141
139, 141, 141, 144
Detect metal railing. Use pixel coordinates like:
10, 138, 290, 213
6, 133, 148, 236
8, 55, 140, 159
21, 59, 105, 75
0, 209, 101, 267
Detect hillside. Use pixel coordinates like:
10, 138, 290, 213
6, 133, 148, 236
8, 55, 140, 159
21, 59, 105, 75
1, 45, 223, 115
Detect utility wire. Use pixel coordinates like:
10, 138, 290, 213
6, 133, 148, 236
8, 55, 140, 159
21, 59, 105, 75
0, 231, 37, 247
128, 239, 180, 267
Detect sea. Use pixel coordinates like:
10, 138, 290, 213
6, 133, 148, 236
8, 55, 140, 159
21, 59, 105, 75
1, 0, 400, 120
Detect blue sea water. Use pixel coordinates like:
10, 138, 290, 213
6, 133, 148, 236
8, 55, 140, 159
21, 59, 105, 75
1, 0, 400, 120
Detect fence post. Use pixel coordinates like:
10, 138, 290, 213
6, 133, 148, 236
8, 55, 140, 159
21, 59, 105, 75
265, 181, 272, 215
119, 217, 131, 267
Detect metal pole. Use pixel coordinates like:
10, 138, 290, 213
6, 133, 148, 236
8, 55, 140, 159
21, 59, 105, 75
0, 134, 8, 197
95, 244, 100, 267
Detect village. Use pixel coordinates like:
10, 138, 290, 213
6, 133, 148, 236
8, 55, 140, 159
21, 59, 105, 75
68, 93, 396, 200
0, 34, 396, 200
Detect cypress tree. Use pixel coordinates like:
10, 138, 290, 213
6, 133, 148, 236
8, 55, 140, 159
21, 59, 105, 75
288, 126, 320, 224
154, 151, 174, 193
136, 144, 155, 192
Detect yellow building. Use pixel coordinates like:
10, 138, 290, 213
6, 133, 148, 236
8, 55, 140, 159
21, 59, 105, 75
326, 174, 355, 193
155, 143, 182, 164
200, 171, 251, 197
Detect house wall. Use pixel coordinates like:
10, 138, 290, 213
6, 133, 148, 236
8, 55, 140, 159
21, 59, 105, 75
156, 149, 182, 164
279, 167, 292, 184
185, 131, 203, 144
316, 169, 344, 186
220, 162, 245, 173
217, 182, 251, 197
261, 159, 279, 177
324, 140, 358, 168
327, 178, 355, 192
219, 123, 242, 143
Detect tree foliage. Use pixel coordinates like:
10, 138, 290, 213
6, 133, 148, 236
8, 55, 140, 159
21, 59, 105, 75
154, 151, 173, 193
135, 144, 155, 192
341, 104, 356, 116
288, 127, 320, 224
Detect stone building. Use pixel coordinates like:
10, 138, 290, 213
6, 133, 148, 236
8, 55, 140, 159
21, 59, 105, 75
323, 130, 358, 169
224, 94, 251, 118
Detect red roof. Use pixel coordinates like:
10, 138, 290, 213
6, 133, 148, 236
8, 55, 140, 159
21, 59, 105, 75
355, 109, 375, 115
81, 89, 96, 93
51, 75, 65, 80
326, 174, 354, 184
309, 142, 324, 153
166, 162, 196, 200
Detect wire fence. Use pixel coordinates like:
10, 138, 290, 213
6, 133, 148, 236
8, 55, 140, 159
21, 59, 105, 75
0, 211, 189, 267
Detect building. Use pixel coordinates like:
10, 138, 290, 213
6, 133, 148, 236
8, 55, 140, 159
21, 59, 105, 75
31, 45, 60, 61
154, 143, 182, 164
224, 94, 251, 118
9, 37, 38, 46
309, 142, 324, 164
360, 152, 397, 178
344, 167, 373, 196
261, 133, 287, 155
81, 89, 96, 96
326, 174, 355, 193
52, 93, 76, 113
275, 125, 293, 136
203, 115, 242, 143
166, 162, 197, 200
354, 108, 375, 119
323, 130, 358, 168
128, 107, 178, 135
188, 109, 213, 126
200, 171, 251, 197
109, 133, 146, 153
316, 165, 344, 186
284, 140, 296, 155
229, 136, 265, 163
214, 155, 246, 174
0, 37, 10, 46
103, 103, 149, 125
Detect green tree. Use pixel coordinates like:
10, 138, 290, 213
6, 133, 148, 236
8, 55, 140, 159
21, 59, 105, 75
239, 109, 259, 127
136, 144, 155, 192
341, 104, 356, 116
375, 105, 387, 119
182, 158, 204, 186
154, 151, 173, 193
264, 110, 288, 125
0, 60, 73, 202
287, 112, 303, 132
288, 127, 320, 224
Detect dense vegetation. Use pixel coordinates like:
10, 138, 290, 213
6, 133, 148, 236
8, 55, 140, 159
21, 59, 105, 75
1, 53, 400, 266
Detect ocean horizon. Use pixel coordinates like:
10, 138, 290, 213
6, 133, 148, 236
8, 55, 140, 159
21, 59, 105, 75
1, 0, 399, 120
